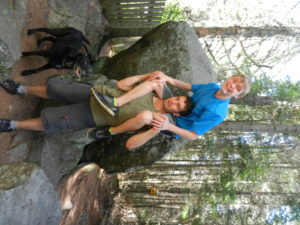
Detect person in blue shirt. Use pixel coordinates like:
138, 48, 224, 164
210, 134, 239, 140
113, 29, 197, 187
93, 71, 251, 148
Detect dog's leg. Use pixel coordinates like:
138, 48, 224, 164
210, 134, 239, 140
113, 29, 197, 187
22, 50, 49, 57
21, 64, 53, 76
37, 36, 56, 47
27, 27, 76, 38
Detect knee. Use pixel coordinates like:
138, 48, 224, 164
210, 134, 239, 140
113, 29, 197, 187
46, 78, 60, 96
136, 110, 153, 125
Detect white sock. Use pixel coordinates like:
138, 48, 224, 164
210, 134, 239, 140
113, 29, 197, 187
9, 120, 18, 130
17, 85, 27, 94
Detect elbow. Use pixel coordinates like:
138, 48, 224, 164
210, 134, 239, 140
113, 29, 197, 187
116, 81, 122, 90
187, 133, 199, 141
126, 139, 137, 149
189, 136, 199, 141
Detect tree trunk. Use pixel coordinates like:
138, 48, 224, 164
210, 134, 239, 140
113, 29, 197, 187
108, 26, 300, 38
194, 26, 300, 38
214, 121, 300, 134
230, 96, 277, 106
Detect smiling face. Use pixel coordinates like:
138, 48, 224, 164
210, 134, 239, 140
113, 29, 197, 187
163, 96, 191, 115
220, 75, 247, 98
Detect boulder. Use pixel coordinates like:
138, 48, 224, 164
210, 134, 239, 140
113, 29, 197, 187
29, 22, 217, 175
57, 163, 115, 225
48, 0, 108, 60
102, 21, 217, 92
80, 130, 189, 174
0, 0, 28, 75
79, 22, 217, 173
0, 162, 61, 225
29, 129, 91, 185
48, 0, 87, 31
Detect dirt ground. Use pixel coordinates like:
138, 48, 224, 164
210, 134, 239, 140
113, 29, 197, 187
0, 0, 57, 162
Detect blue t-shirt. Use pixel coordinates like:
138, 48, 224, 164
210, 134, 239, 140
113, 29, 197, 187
175, 83, 230, 138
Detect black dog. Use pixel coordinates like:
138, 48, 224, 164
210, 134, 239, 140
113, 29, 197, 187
21, 27, 92, 76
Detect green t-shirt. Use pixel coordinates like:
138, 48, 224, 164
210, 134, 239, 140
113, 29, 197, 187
90, 84, 156, 126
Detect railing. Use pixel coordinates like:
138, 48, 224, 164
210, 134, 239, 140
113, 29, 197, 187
101, 0, 167, 37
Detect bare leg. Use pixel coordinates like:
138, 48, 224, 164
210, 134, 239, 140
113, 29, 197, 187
110, 111, 153, 134
16, 118, 44, 131
26, 86, 48, 99
116, 80, 164, 106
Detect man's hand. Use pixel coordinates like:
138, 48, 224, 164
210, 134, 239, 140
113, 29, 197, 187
147, 71, 172, 83
151, 113, 170, 130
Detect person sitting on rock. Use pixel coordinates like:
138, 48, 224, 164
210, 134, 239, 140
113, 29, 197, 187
0, 72, 193, 149
90, 71, 252, 148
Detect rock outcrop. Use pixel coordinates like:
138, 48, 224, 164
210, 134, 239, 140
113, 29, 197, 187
79, 21, 217, 173
102, 21, 216, 91
48, 0, 108, 59
0, 0, 28, 75
32, 22, 217, 177
0, 162, 61, 225
57, 163, 115, 225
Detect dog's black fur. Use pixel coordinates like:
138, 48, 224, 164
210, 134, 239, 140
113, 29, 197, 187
21, 27, 92, 76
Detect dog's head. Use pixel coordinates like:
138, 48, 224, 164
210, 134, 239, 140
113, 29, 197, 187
74, 53, 93, 76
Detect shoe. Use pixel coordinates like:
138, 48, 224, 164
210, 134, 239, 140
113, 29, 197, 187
91, 87, 119, 116
0, 79, 20, 95
87, 127, 112, 140
0, 119, 13, 132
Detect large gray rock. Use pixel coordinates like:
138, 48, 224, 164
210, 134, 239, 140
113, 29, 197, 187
85, 0, 109, 58
28, 22, 218, 175
57, 163, 115, 225
29, 129, 91, 186
48, 0, 108, 59
0, 162, 61, 225
48, 0, 87, 30
0, 0, 28, 75
78, 22, 217, 173
80, 130, 189, 174
102, 21, 217, 88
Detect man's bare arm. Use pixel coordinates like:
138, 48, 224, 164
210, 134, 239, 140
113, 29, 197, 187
167, 124, 198, 140
151, 114, 199, 140
126, 128, 160, 149
147, 72, 192, 91
117, 71, 163, 92
117, 74, 148, 91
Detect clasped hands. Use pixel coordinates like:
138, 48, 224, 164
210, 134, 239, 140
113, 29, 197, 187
147, 71, 171, 84
151, 112, 171, 131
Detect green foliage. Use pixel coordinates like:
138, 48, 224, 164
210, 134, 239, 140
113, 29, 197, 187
160, 1, 186, 23
249, 75, 300, 102
275, 79, 300, 101
181, 205, 190, 220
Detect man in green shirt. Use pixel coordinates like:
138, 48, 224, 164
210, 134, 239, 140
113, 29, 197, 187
0, 72, 193, 148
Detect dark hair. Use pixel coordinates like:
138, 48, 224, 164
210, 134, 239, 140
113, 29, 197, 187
179, 95, 194, 116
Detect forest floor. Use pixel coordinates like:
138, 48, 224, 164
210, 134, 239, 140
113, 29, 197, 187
0, 0, 118, 224
0, 0, 58, 162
